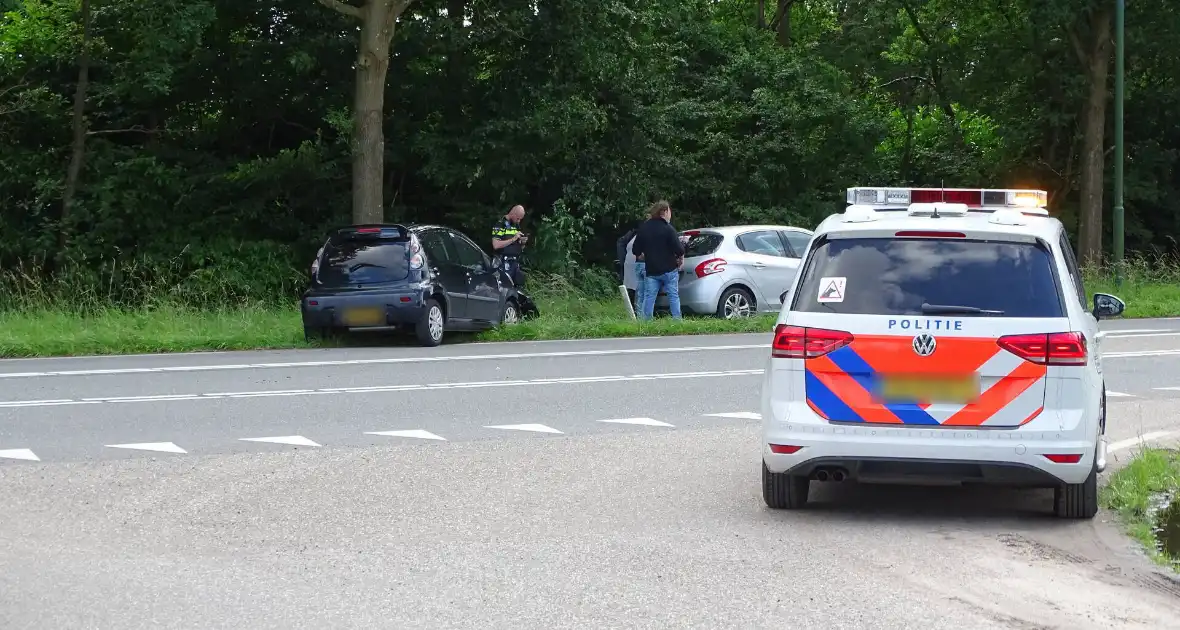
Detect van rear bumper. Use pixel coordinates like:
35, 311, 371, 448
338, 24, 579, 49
762, 421, 1097, 486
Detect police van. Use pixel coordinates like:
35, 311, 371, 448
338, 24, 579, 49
759, 187, 1126, 519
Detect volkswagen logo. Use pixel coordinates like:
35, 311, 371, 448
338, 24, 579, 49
912, 333, 937, 357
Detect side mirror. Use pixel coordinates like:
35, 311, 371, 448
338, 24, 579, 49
780, 290, 790, 304
1092, 293, 1125, 319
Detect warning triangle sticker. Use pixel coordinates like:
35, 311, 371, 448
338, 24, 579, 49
817, 277, 846, 303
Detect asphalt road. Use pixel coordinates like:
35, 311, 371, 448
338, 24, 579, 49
3, 319, 1180, 628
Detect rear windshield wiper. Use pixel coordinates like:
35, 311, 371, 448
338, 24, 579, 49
348, 262, 386, 272
920, 303, 1005, 316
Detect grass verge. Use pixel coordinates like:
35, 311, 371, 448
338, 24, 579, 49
2, 261, 1179, 358
0, 297, 775, 358
1101, 447, 1180, 568
0, 306, 307, 357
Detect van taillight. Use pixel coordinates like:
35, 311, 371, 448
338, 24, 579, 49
772, 325, 854, 359
997, 332, 1087, 365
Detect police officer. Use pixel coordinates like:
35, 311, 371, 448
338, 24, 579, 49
492, 204, 529, 287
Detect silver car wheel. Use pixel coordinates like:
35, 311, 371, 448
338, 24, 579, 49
723, 292, 753, 318
428, 306, 444, 340
502, 304, 520, 325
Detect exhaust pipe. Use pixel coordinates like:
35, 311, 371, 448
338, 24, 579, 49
832, 469, 847, 482
814, 469, 830, 482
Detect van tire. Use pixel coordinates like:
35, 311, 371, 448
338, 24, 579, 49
762, 462, 809, 510
1053, 464, 1099, 519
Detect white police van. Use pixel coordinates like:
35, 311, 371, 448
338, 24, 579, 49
760, 187, 1126, 519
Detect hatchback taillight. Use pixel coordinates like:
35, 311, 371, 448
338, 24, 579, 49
996, 332, 1087, 366
695, 258, 727, 278
772, 324, 854, 359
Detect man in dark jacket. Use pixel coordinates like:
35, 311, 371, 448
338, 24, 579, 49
631, 200, 684, 319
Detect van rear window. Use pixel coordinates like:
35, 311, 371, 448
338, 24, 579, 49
791, 237, 1064, 318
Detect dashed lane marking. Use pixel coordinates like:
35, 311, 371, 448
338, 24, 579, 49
597, 417, 675, 427
0, 448, 39, 461
365, 429, 447, 441
105, 442, 187, 454
705, 411, 762, 419
1106, 391, 1134, 397
484, 423, 564, 434
239, 435, 321, 447
0, 369, 764, 409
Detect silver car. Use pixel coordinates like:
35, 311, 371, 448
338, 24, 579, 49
622, 224, 814, 318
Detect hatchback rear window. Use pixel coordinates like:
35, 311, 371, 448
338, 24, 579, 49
683, 232, 724, 257
317, 234, 410, 286
791, 237, 1064, 318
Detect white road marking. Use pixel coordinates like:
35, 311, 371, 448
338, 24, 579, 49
105, 442, 187, 454
484, 423, 564, 434
1107, 431, 1177, 453
1106, 391, 1134, 397
706, 411, 762, 419
0, 448, 39, 461
1106, 333, 1180, 339
597, 417, 674, 427
1106, 350, 1180, 358
365, 429, 447, 441
1105, 329, 1171, 334
0, 344, 766, 380
239, 435, 321, 447
0, 369, 764, 409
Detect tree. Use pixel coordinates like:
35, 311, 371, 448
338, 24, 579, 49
1068, 3, 1113, 265
317, 0, 416, 224
61, 0, 91, 247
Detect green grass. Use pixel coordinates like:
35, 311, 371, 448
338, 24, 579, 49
2, 258, 1180, 358
0, 306, 308, 357
1101, 447, 1180, 569
0, 294, 776, 358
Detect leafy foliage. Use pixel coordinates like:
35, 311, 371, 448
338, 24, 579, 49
2, 0, 1177, 306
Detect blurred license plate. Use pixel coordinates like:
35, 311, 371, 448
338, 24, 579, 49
342, 307, 384, 327
880, 375, 978, 404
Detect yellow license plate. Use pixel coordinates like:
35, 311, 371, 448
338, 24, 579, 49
342, 307, 384, 327
879, 375, 979, 404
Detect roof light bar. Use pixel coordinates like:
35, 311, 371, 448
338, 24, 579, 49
846, 187, 1049, 215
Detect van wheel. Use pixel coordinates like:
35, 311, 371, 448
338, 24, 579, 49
1053, 464, 1099, 519
717, 287, 755, 319
762, 462, 809, 509
415, 299, 445, 347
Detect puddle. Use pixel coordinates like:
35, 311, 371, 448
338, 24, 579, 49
1152, 494, 1180, 566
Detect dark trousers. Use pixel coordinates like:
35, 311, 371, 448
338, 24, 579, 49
504, 258, 525, 288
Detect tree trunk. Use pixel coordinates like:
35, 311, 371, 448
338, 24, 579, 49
1073, 7, 1113, 266
774, 0, 793, 47
350, 3, 395, 225
757, 0, 765, 29
62, 0, 92, 245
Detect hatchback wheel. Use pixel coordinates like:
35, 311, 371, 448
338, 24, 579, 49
500, 300, 520, 325
717, 287, 755, 319
415, 299, 445, 347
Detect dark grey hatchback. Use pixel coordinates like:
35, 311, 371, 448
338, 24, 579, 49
301, 223, 538, 346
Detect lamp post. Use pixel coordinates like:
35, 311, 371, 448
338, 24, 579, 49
1113, 0, 1125, 286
